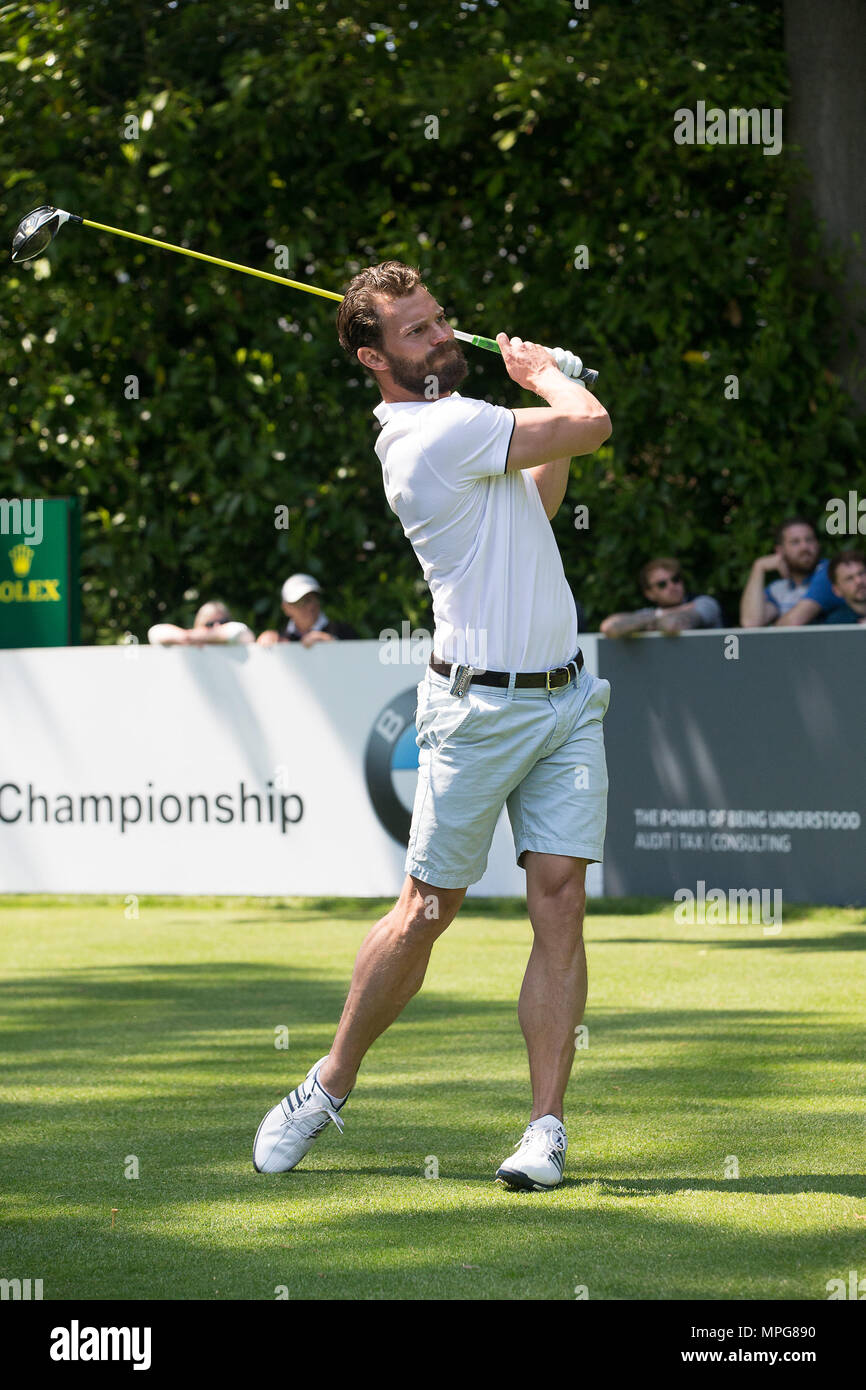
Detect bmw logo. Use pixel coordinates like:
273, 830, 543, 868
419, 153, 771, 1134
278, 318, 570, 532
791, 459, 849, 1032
363, 686, 421, 844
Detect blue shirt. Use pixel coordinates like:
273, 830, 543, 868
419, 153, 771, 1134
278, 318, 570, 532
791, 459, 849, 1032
765, 558, 844, 618
803, 558, 846, 617
823, 604, 862, 625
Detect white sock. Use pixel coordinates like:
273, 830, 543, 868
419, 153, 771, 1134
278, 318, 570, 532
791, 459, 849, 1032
314, 1077, 349, 1108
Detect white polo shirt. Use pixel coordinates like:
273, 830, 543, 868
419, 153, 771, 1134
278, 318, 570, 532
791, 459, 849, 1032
372, 391, 579, 672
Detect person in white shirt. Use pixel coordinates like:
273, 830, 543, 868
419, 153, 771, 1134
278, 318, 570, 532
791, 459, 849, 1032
147, 600, 254, 647
253, 262, 612, 1191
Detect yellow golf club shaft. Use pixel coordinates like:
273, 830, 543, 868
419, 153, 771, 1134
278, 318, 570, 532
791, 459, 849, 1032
79, 216, 597, 382
81, 218, 344, 302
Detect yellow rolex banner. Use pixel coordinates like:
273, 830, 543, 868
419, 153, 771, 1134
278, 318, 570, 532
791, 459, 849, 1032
0, 497, 80, 648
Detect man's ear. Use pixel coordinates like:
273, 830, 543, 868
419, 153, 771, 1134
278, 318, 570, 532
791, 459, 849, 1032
357, 345, 388, 374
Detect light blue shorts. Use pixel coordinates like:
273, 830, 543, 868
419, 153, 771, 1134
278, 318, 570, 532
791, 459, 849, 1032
405, 662, 611, 889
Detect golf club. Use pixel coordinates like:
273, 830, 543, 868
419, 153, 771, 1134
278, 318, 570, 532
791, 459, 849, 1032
11, 204, 598, 386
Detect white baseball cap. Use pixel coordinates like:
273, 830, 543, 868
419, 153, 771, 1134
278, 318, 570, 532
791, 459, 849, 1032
281, 573, 321, 605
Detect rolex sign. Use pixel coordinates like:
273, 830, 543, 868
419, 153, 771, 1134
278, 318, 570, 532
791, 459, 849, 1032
0, 497, 81, 648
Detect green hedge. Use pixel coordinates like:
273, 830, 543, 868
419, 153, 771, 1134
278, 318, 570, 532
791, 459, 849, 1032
1, 0, 862, 642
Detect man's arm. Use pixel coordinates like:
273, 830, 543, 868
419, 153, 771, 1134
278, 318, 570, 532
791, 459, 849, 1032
497, 335, 611, 469
600, 603, 706, 638
600, 610, 658, 638
147, 623, 189, 645
740, 555, 782, 627
655, 603, 706, 633
775, 598, 823, 627
527, 457, 572, 521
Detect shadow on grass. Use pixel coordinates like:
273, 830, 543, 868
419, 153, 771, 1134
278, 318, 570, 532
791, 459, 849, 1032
697, 930, 866, 951
1, 953, 863, 1298
297, 1166, 866, 1198
569, 1173, 866, 1197
591, 903, 858, 927
1, 1182, 863, 1301
597, 929, 866, 949
1, 962, 864, 1096
259, 896, 673, 919
0, 878, 863, 1305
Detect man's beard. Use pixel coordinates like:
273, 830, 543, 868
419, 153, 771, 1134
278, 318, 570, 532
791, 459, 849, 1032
787, 556, 818, 581
385, 341, 469, 397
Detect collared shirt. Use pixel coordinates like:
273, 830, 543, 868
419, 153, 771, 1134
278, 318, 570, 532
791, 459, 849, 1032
281, 611, 357, 641
372, 391, 579, 671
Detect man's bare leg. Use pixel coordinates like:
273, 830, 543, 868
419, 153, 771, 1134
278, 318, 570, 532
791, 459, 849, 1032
518, 853, 588, 1121
317, 875, 466, 1098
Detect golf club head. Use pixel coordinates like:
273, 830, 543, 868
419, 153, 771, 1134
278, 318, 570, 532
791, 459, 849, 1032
11, 205, 80, 262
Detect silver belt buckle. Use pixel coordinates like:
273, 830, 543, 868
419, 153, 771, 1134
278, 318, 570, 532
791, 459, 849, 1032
450, 664, 480, 697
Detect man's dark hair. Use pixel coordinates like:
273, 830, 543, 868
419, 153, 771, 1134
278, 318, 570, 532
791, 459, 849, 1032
775, 516, 816, 547
828, 549, 866, 587
639, 557, 681, 593
336, 261, 425, 359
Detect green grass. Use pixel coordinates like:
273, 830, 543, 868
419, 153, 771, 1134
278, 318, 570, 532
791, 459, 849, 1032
1, 895, 864, 1301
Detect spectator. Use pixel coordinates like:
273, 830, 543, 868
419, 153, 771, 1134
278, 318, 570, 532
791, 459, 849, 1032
256, 573, 358, 647
824, 550, 866, 625
600, 558, 722, 637
739, 517, 844, 626
147, 600, 255, 647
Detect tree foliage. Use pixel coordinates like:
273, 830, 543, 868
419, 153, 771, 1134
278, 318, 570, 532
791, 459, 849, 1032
1, 0, 862, 641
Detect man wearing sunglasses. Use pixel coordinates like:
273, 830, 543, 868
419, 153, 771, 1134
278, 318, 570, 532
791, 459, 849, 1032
600, 558, 722, 637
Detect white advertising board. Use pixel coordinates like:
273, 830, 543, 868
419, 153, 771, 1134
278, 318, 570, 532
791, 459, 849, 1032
0, 638, 602, 898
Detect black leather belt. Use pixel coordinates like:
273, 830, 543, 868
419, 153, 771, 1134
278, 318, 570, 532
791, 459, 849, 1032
429, 649, 584, 691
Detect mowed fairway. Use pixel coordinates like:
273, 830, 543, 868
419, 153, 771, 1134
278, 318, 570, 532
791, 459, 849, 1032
0, 895, 864, 1302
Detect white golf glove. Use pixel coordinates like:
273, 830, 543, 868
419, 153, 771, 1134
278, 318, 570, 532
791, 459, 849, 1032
550, 346, 585, 382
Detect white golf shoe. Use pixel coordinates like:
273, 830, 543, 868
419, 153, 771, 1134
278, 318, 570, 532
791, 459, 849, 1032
253, 1055, 348, 1174
495, 1115, 568, 1191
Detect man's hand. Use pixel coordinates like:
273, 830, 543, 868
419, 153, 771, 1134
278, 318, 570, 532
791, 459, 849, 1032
301, 630, 335, 647
752, 551, 790, 581
496, 335, 563, 396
